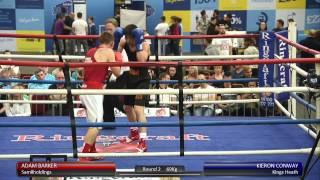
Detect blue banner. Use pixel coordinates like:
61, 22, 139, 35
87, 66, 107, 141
0, 0, 15, 9
164, 0, 190, 10
259, 31, 275, 108
16, 0, 44, 9
16, 9, 45, 30
0, 9, 16, 30
276, 31, 290, 101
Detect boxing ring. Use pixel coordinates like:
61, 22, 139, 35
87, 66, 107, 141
0, 23, 320, 180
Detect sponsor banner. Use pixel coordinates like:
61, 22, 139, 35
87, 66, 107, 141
276, 0, 306, 9
305, 9, 320, 30
246, 10, 276, 32
0, 0, 15, 9
16, 9, 44, 30
0, 30, 16, 51
74, 107, 171, 118
219, 10, 247, 31
164, 0, 190, 10
276, 9, 305, 30
16, 30, 45, 52
247, 0, 276, 10
219, 0, 248, 10
0, 9, 16, 30
16, 0, 44, 9
190, 0, 218, 10
306, 0, 320, 9
258, 31, 275, 108
276, 30, 290, 101
163, 10, 191, 32
120, 9, 146, 30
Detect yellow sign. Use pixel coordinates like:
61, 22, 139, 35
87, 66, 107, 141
219, 0, 248, 10
163, 10, 191, 32
276, 0, 306, 9
16, 30, 45, 52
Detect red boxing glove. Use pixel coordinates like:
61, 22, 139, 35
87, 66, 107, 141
115, 51, 122, 62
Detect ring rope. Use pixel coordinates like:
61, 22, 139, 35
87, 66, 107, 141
275, 99, 317, 139
0, 148, 319, 159
0, 87, 316, 95
0, 58, 319, 68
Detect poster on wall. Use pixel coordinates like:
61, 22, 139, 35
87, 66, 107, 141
246, 10, 276, 32
276, 9, 306, 30
120, 9, 146, 30
16, 0, 44, 9
0, 9, 16, 30
247, 0, 275, 10
74, 3, 87, 21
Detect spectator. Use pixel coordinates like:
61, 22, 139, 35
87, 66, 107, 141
155, 16, 169, 56
64, 12, 75, 55
193, 74, 216, 116
196, 10, 209, 35
1, 50, 20, 77
258, 21, 268, 32
204, 38, 219, 55
232, 63, 244, 79
167, 67, 178, 88
273, 19, 285, 32
28, 67, 55, 89
216, 71, 241, 115
87, 16, 97, 48
210, 66, 224, 88
0, 68, 14, 89
239, 81, 258, 116
167, 16, 181, 56
72, 12, 88, 55
223, 13, 232, 30
207, 9, 219, 35
299, 30, 320, 71
4, 84, 31, 117
212, 24, 233, 56
150, 73, 176, 109
48, 68, 68, 115
244, 38, 258, 55
184, 66, 198, 89
54, 13, 65, 54
177, 17, 183, 55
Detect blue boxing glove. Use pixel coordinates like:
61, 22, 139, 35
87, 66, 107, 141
132, 28, 145, 51
113, 27, 124, 51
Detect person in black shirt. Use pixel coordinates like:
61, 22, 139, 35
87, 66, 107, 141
64, 12, 75, 55
299, 30, 320, 71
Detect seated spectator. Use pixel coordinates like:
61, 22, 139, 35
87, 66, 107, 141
0, 68, 14, 89
4, 84, 31, 117
193, 74, 216, 116
273, 19, 285, 32
150, 73, 176, 110
216, 71, 241, 115
48, 68, 68, 115
231, 63, 244, 79
210, 65, 224, 88
239, 81, 259, 116
1, 50, 20, 77
184, 66, 198, 88
28, 67, 55, 89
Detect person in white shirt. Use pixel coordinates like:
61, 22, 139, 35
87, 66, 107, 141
1, 50, 20, 77
211, 24, 232, 56
72, 12, 88, 55
193, 74, 216, 116
5, 84, 31, 117
150, 73, 176, 105
155, 16, 169, 55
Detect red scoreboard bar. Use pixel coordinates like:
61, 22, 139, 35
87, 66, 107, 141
17, 162, 116, 177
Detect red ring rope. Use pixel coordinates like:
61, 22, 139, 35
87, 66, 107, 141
0, 58, 318, 68
0, 33, 258, 40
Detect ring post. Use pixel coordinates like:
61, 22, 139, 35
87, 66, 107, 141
54, 35, 78, 158
288, 22, 297, 117
178, 61, 184, 156
155, 35, 160, 107
316, 54, 320, 133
